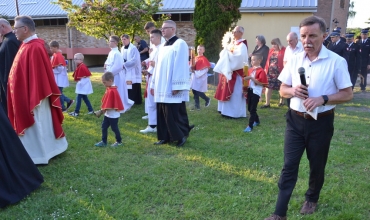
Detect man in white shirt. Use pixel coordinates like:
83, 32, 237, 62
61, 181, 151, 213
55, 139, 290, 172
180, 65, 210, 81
265, 16, 353, 220
283, 32, 303, 109
150, 20, 192, 147
283, 32, 303, 66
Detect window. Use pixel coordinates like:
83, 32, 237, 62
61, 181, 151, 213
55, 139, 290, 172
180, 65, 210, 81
40, 18, 68, 26
340, 0, 345, 9
152, 13, 193, 22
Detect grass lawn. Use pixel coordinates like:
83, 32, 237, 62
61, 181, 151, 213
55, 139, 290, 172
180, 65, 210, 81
2, 73, 370, 220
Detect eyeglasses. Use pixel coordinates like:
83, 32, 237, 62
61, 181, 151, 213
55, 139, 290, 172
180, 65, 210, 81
232, 30, 241, 34
13, 26, 25, 31
161, 27, 173, 31
73, 58, 81, 60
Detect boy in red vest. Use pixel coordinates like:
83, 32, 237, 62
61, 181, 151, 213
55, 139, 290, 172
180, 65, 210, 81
94, 72, 124, 147
244, 54, 268, 132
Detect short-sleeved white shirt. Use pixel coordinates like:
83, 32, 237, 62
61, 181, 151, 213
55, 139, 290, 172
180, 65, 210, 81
278, 46, 352, 113
283, 41, 303, 63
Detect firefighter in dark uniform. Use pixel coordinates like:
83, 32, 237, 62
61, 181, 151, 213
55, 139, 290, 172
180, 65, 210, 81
327, 31, 349, 62
345, 33, 361, 89
359, 29, 370, 92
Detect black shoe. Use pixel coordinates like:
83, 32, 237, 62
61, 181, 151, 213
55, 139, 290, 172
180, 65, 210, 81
66, 100, 75, 110
154, 140, 168, 145
176, 136, 187, 147
260, 104, 270, 109
205, 98, 211, 107
189, 124, 195, 132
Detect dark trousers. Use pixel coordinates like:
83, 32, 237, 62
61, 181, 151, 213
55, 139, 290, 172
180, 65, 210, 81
101, 116, 121, 143
192, 89, 209, 108
157, 102, 189, 141
75, 94, 93, 113
128, 83, 142, 104
0, 82, 7, 115
58, 87, 72, 110
348, 67, 358, 90
247, 88, 260, 128
359, 66, 368, 90
274, 109, 334, 217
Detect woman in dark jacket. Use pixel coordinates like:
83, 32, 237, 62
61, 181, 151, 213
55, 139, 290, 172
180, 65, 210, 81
249, 35, 269, 68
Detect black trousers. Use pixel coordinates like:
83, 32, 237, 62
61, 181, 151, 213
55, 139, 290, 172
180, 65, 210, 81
101, 116, 121, 143
0, 82, 7, 115
157, 102, 189, 141
348, 67, 358, 90
359, 66, 368, 90
192, 89, 209, 108
128, 83, 142, 104
247, 88, 260, 128
274, 109, 334, 217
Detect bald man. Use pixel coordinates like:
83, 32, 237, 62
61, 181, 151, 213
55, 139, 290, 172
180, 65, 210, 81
0, 18, 21, 113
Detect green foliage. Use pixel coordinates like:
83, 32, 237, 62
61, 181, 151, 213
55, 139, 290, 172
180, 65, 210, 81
193, 0, 242, 62
1, 73, 370, 219
55, 0, 169, 41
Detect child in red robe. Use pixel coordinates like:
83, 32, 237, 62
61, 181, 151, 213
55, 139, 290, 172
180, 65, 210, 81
243, 54, 268, 132
69, 53, 94, 116
49, 41, 74, 112
94, 72, 124, 147
190, 45, 211, 110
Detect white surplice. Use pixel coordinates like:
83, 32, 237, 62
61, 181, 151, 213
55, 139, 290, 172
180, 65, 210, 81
105, 47, 134, 113
191, 68, 208, 92
150, 39, 190, 103
143, 42, 163, 125
121, 43, 142, 84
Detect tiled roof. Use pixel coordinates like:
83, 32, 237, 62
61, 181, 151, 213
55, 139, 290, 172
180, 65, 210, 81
0, 0, 317, 19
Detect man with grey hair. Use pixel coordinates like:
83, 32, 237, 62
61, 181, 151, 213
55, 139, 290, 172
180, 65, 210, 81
283, 32, 303, 66
0, 18, 21, 113
150, 20, 192, 147
8, 15, 68, 164
265, 16, 352, 220
214, 25, 249, 118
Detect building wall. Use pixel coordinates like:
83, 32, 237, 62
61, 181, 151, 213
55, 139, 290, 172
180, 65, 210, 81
314, 0, 350, 33
237, 12, 313, 49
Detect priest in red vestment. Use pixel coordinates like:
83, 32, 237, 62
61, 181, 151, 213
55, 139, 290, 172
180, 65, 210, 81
7, 15, 68, 164
214, 26, 249, 118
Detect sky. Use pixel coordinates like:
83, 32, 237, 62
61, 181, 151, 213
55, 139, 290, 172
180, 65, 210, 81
347, 0, 370, 28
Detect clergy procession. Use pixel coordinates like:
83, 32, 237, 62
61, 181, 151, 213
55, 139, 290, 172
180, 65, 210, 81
0, 11, 367, 219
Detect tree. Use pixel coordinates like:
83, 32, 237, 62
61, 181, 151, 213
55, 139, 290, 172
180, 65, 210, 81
55, 0, 168, 41
193, 0, 242, 62
348, 1, 356, 19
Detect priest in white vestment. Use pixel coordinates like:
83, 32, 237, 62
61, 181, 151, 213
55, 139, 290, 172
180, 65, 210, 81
150, 20, 192, 147
105, 35, 133, 113
214, 26, 249, 118
121, 34, 142, 105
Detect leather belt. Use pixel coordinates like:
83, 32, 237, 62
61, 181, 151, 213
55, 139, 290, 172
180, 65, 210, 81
293, 108, 335, 120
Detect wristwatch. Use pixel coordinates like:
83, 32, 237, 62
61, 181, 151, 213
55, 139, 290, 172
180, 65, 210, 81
322, 95, 328, 106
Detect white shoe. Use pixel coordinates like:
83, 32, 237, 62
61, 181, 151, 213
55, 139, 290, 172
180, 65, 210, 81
142, 115, 148, 119
140, 126, 157, 133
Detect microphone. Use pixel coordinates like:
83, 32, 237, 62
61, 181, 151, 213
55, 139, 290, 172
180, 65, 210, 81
298, 67, 306, 86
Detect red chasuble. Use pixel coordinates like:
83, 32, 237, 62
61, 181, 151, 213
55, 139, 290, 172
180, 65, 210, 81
72, 63, 92, 81
50, 52, 66, 68
194, 55, 211, 70
7, 38, 65, 138
101, 86, 124, 111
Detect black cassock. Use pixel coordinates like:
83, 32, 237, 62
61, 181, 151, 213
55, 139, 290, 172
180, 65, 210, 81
0, 32, 21, 114
0, 105, 44, 208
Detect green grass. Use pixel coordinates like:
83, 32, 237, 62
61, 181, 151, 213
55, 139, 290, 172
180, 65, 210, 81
2, 73, 370, 220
